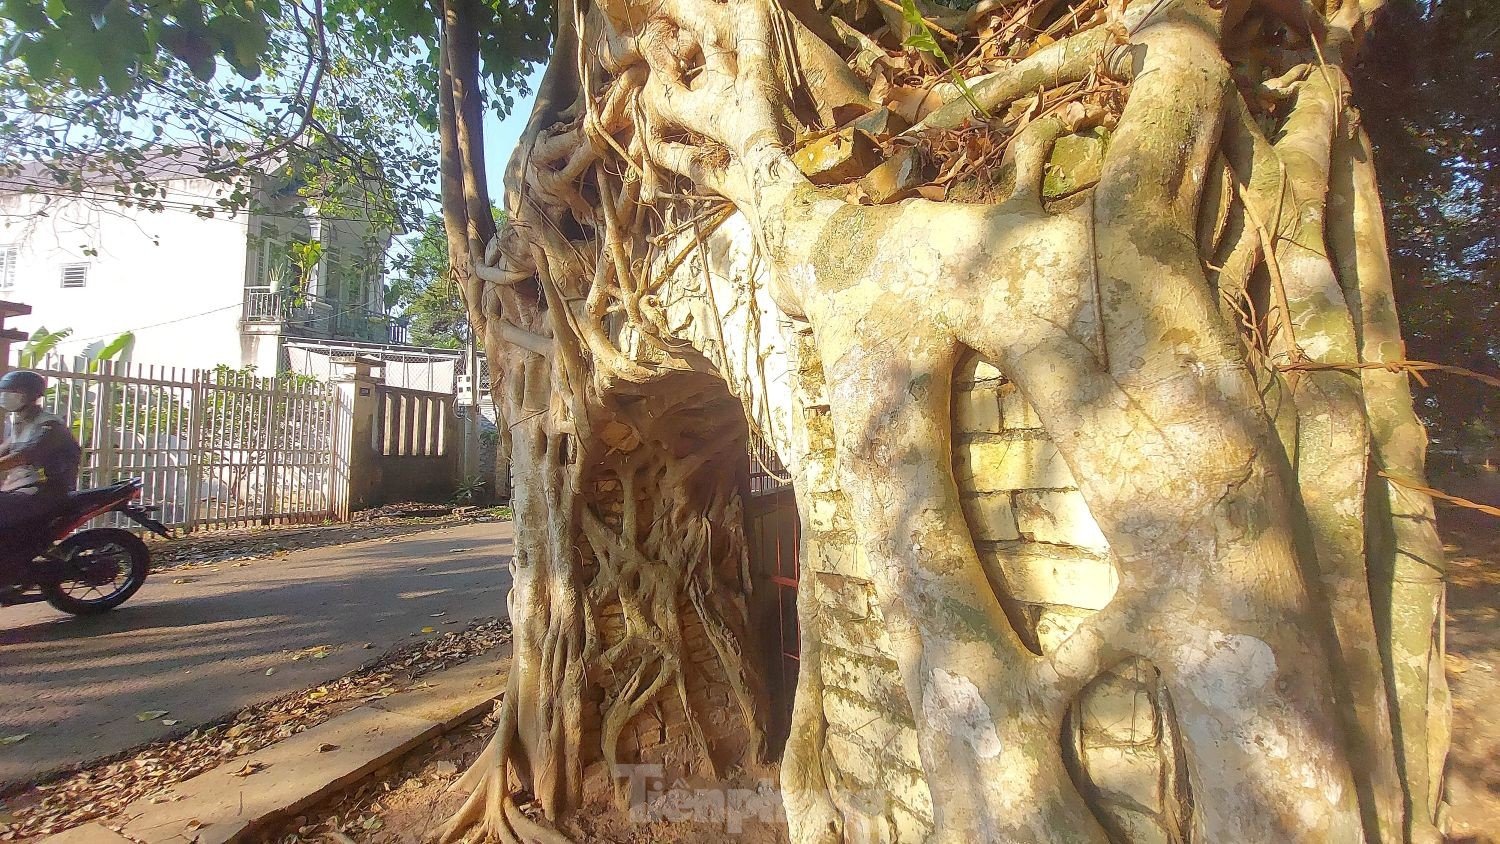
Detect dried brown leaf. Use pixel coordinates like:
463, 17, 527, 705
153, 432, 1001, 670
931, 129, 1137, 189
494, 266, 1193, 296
231, 761, 268, 778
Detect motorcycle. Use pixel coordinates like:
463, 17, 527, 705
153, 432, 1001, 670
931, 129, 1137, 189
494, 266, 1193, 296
1, 478, 170, 615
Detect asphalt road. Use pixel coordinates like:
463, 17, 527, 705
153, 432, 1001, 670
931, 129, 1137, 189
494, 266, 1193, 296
0, 520, 514, 789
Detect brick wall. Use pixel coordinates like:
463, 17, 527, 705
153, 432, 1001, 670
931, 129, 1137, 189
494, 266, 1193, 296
592, 597, 751, 777
583, 468, 756, 786
797, 348, 1184, 841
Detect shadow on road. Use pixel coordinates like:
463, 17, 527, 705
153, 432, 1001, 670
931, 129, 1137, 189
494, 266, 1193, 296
0, 523, 515, 789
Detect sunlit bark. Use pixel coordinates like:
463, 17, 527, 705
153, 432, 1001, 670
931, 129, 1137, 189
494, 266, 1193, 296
432, 0, 1451, 840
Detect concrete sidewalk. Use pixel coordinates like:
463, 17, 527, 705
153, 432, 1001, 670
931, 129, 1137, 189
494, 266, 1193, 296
40, 648, 511, 844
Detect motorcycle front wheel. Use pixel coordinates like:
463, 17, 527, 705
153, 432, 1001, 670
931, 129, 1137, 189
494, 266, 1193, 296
42, 528, 150, 615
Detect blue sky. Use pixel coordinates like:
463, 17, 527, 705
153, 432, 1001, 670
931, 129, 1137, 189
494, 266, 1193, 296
480, 67, 544, 200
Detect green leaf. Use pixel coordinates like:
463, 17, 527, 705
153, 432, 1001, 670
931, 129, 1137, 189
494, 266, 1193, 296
70, 0, 108, 23
92, 331, 135, 364
208, 13, 266, 79
95, 33, 138, 94
19, 37, 62, 79
21, 327, 72, 367
899, 0, 943, 57
56, 33, 109, 90
289, 239, 323, 272
159, 21, 217, 81
3, 0, 49, 32
899, 0, 989, 119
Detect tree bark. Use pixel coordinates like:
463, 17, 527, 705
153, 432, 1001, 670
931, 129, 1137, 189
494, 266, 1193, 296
434, 0, 1454, 840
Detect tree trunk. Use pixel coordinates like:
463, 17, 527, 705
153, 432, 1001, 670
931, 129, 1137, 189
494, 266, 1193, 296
438, 0, 1452, 840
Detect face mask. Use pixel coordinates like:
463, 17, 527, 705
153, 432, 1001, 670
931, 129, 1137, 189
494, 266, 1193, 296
0, 392, 27, 412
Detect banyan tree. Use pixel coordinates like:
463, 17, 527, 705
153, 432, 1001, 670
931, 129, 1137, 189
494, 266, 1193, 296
429, 0, 1452, 840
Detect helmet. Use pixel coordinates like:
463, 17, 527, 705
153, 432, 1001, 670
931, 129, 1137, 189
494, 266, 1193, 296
0, 370, 46, 403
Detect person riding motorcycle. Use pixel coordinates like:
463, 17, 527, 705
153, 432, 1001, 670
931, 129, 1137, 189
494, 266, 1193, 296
0, 370, 82, 532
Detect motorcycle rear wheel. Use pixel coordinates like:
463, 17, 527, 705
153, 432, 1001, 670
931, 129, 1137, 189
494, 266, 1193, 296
42, 529, 150, 615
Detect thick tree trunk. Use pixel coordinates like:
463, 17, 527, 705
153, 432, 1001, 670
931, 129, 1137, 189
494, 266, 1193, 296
436, 0, 495, 328
435, 0, 1453, 840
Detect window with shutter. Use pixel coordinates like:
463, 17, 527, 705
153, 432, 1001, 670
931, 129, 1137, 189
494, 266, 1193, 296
60, 263, 89, 289
251, 239, 264, 287
0, 246, 16, 290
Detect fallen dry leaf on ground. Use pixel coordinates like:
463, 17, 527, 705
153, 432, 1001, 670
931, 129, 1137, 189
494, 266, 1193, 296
231, 761, 268, 778
145, 504, 510, 573
266, 714, 502, 844
291, 645, 336, 661
3, 618, 512, 839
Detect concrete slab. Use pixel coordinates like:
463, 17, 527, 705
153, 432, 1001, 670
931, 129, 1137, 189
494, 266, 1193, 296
35, 652, 513, 844
33, 823, 134, 844
117, 708, 441, 844
371, 648, 511, 725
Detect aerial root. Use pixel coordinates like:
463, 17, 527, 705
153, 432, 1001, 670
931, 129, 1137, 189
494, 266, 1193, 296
919, 25, 1123, 129
438, 691, 572, 844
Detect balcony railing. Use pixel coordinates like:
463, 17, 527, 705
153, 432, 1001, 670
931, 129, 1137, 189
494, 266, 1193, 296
244, 288, 283, 322
243, 288, 408, 345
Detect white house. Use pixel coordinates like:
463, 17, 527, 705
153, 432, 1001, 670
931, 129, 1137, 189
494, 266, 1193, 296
0, 151, 404, 375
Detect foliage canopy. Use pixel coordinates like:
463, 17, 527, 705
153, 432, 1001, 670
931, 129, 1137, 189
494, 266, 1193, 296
1, 0, 550, 231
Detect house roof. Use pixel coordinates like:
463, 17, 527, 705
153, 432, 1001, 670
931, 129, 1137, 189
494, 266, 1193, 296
0, 147, 273, 196
0, 148, 402, 234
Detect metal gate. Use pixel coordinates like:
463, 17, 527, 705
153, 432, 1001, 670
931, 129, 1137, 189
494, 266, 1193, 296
746, 433, 799, 753
195, 368, 340, 528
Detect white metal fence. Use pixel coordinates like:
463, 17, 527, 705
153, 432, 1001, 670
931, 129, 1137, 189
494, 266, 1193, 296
11, 355, 345, 531
194, 367, 341, 528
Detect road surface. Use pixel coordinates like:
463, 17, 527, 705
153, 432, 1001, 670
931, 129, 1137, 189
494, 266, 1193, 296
0, 520, 514, 789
